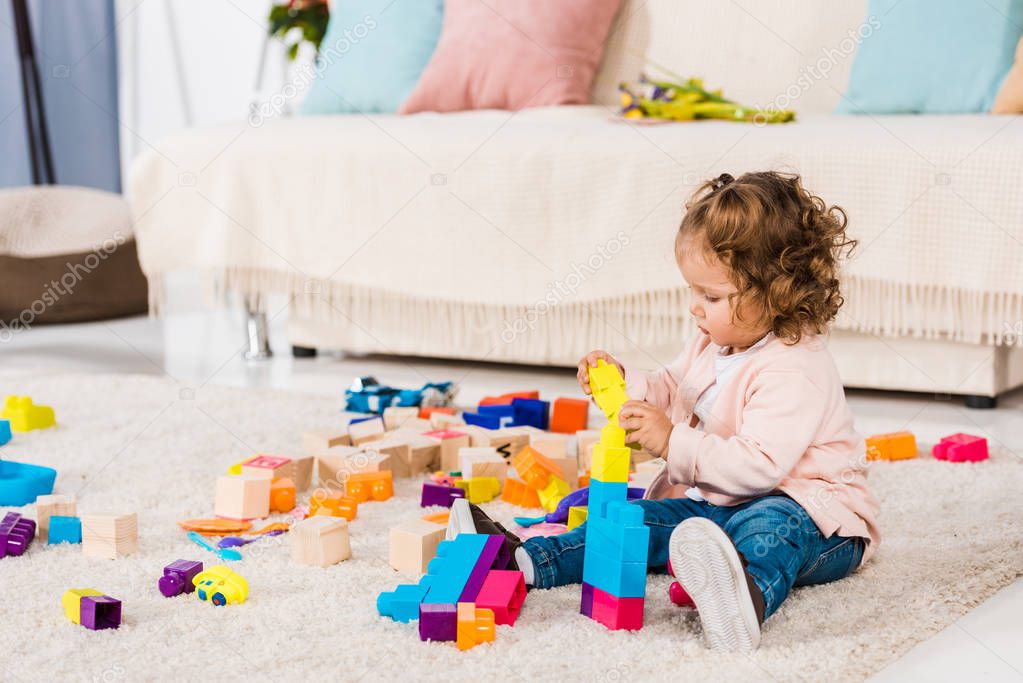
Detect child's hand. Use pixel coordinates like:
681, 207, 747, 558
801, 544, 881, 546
618, 400, 673, 459
577, 350, 625, 395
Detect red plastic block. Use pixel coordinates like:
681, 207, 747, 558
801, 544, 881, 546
590, 582, 643, 630
479, 391, 539, 406
475, 570, 526, 625
550, 397, 589, 434
932, 433, 989, 462
419, 406, 455, 419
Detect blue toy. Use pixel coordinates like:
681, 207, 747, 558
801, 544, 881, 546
510, 398, 549, 430
0, 419, 11, 446
48, 516, 82, 545
344, 376, 457, 415
513, 486, 646, 527
462, 412, 503, 429
0, 459, 56, 506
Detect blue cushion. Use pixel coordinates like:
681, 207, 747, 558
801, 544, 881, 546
838, 0, 1023, 114
300, 0, 444, 115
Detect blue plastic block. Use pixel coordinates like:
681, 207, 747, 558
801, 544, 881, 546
421, 534, 489, 604
586, 511, 649, 565
510, 398, 549, 430
462, 412, 503, 430
582, 546, 647, 598
0, 460, 56, 506
377, 581, 432, 622
348, 415, 378, 425
48, 516, 82, 545
477, 404, 515, 427
0, 419, 10, 446
586, 480, 627, 521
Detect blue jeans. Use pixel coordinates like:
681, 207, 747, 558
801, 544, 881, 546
522, 495, 864, 620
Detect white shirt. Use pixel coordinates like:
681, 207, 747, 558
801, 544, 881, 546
685, 333, 773, 502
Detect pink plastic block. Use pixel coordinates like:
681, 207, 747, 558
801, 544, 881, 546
666, 558, 695, 608
590, 582, 643, 630
476, 570, 526, 625
932, 433, 988, 463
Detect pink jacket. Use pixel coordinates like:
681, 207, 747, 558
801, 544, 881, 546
625, 331, 881, 564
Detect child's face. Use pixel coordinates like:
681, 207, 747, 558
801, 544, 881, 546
677, 234, 770, 351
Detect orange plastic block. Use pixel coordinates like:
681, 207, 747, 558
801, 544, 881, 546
421, 511, 450, 525
578, 473, 591, 488
510, 446, 561, 490
419, 406, 456, 419
501, 478, 541, 508
865, 431, 918, 461
346, 470, 394, 502
550, 397, 589, 434
269, 478, 296, 513
479, 391, 539, 406
456, 602, 495, 650
309, 489, 358, 520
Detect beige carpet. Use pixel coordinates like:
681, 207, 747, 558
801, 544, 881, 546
1, 373, 1020, 683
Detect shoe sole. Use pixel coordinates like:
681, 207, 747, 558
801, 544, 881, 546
446, 498, 476, 540
669, 518, 761, 653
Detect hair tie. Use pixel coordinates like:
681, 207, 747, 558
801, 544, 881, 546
712, 173, 734, 191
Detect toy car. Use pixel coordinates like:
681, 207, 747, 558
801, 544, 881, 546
192, 565, 249, 606
344, 376, 457, 414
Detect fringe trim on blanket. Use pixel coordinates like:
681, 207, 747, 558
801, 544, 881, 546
146, 267, 1023, 348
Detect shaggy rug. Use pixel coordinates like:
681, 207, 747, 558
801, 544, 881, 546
0, 373, 1020, 683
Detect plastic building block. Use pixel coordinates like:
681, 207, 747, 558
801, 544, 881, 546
865, 430, 918, 461
510, 446, 561, 490
81, 513, 138, 559
419, 406, 455, 419
500, 478, 541, 508
475, 570, 526, 625
586, 503, 649, 564
933, 433, 989, 462
378, 581, 432, 622
462, 412, 503, 429
591, 443, 631, 483
81, 595, 122, 630
0, 418, 10, 445
567, 506, 588, 530
421, 481, 466, 508
421, 511, 450, 525
346, 470, 393, 502
291, 516, 351, 566
159, 560, 204, 597
460, 536, 508, 602
586, 480, 627, 520
457, 602, 496, 650
389, 519, 446, 575
590, 583, 643, 630
580, 581, 595, 617
193, 565, 249, 605
537, 476, 570, 513
34, 493, 76, 541
422, 534, 496, 605
454, 477, 501, 504
550, 397, 589, 434
0, 459, 56, 506
582, 544, 646, 598
588, 360, 629, 421
63, 588, 103, 624
0, 512, 35, 558
309, 489, 358, 520
240, 454, 294, 480
431, 471, 463, 486
477, 403, 516, 422
479, 391, 539, 406
48, 516, 82, 545
214, 474, 271, 520
666, 560, 696, 608
578, 473, 590, 488
510, 398, 549, 430
2, 396, 56, 432
419, 602, 458, 641
269, 477, 296, 513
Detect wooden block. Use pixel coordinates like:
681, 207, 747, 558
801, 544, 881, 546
383, 406, 420, 431
303, 429, 350, 454
423, 430, 471, 472
80, 512, 138, 559
463, 426, 529, 459
214, 475, 271, 520
396, 417, 434, 433
430, 411, 466, 430
240, 454, 295, 481
316, 445, 363, 491
459, 447, 508, 483
348, 416, 385, 446
532, 435, 569, 460
291, 516, 351, 566
547, 456, 579, 489
363, 438, 412, 478
293, 455, 314, 492
576, 430, 600, 469
388, 519, 446, 574
35, 494, 76, 542
389, 430, 442, 474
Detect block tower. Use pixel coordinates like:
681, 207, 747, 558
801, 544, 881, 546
581, 360, 649, 630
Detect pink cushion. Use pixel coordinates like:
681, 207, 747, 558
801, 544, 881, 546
399, 0, 623, 114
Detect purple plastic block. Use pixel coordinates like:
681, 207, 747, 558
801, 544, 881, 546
419, 602, 457, 641
159, 560, 204, 597
580, 581, 595, 617
420, 482, 465, 508
459, 535, 507, 602
80, 595, 121, 630
0, 512, 36, 558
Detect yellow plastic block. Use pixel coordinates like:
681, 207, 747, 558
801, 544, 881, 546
62, 588, 103, 624
600, 422, 628, 448
226, 460, 246, 476
588, 360, 629, 421
454, 477, 501, 504
865, 431, 918, 461
456, 603, 495, 651
567, 506, 588, 530
591, 443, 631, 483
3, 396, 56, 432
537, 476, 570, 513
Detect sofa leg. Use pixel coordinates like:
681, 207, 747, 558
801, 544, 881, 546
963, 394, 997, 409
292, 345, 317, 358
243, 302, 272, 360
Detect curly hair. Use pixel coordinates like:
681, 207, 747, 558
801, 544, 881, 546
676, 171, 857, 344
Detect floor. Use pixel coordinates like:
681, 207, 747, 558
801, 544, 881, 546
4, 271, 1022, 681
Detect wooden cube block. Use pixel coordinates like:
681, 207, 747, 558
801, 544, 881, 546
532, 435, 569, 460
80, 512, 138, 559
214, 475, 270, 520
423, 430, 471, 472
383, 406, 420, 431
389, 430, 442, 475
363, 438, 412, 478
388, 519, 446, 574
463, 426, 529, 460
348, 416, 385, 446
35, 494, 76, 542
459, 447, 508, 483
316, 445, 364, 491
576, 430, 601, 470
430, 411, 466, 430
291, 516, 350, 567
303, 429, 350, 454
240, 454, 294, 481
293, 455, 314, 492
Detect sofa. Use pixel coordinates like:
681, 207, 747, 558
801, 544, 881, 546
129, 0, 1023, 406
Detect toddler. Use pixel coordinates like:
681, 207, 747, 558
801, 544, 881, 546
447, 171, 880, 653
